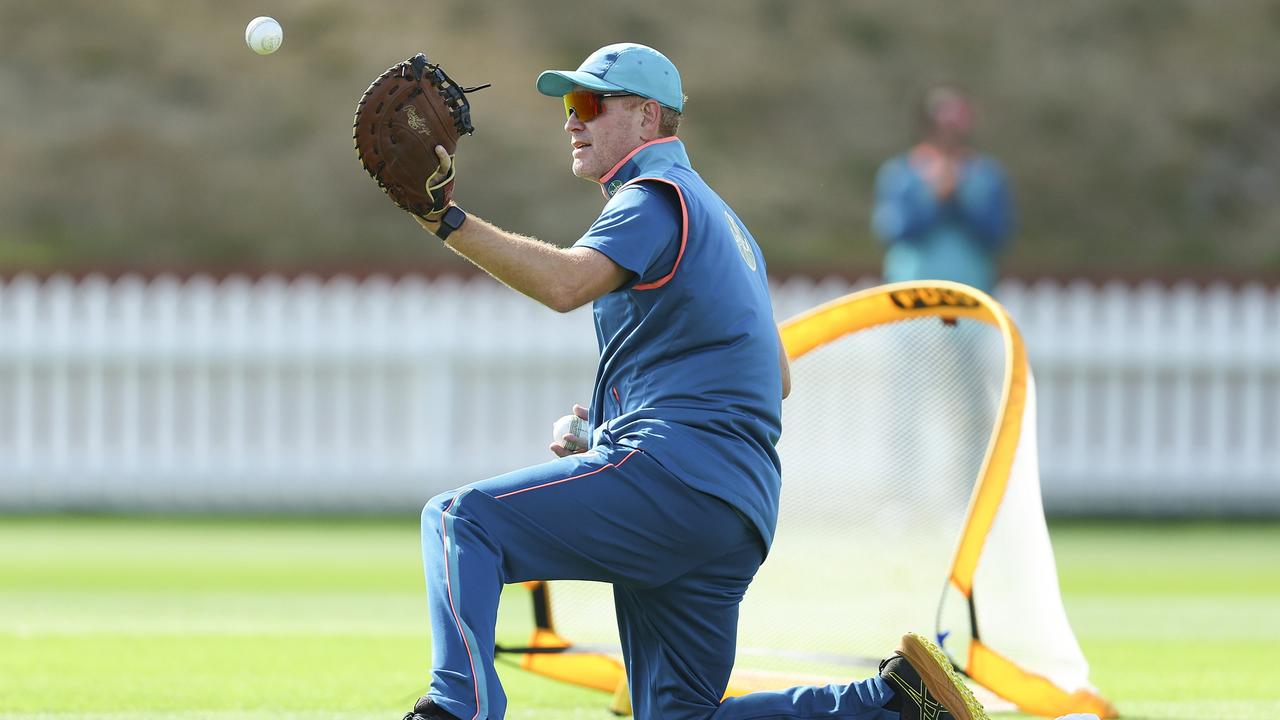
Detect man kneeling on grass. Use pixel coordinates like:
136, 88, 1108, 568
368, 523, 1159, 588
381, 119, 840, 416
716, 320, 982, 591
401, 42, 989, 720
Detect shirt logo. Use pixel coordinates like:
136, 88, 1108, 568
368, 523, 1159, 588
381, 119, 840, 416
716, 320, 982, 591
725, 211, 757, 271
607, 179, 624, 196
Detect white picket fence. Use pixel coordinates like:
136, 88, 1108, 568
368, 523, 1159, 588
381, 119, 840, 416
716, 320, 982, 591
0, 273, 1276, 514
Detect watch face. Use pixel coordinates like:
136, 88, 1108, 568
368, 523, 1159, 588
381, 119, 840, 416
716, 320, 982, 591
444, 206, 465, 228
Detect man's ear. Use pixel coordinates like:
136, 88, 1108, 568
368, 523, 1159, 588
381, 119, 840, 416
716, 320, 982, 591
640, 99, 663, 138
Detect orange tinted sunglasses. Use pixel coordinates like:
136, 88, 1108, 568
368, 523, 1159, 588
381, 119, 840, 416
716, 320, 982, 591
562, 90, 633, 122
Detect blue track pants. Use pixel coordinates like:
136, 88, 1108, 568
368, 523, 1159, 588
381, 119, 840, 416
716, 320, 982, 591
420, 444, 898, 720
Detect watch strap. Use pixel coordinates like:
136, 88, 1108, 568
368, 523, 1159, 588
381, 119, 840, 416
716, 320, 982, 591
435, 205, 467, 241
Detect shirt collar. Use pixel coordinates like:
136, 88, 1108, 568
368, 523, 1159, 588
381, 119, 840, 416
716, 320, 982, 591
597, 137, 688, 199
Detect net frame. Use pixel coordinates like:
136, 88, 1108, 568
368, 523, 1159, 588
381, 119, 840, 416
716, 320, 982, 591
496, 281, 1115, 719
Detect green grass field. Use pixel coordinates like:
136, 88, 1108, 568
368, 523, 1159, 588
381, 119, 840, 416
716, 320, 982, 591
2, 516, 1277, 720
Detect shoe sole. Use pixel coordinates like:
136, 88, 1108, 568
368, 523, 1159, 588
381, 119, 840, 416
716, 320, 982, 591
896, 632, 989, 720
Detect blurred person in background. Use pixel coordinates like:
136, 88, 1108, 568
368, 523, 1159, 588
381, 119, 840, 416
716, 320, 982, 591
869, 87, 1014, 529
871, 85, 1014, 294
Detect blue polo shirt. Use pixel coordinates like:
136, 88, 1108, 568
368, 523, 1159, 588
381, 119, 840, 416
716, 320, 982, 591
574, 138, 783, 549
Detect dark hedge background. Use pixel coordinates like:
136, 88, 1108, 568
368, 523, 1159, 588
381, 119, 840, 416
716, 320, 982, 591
3, 1, 1278, 279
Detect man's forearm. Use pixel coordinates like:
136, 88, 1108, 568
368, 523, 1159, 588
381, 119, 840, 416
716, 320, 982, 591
439, 214, 573, 309
415, 213, 627, 313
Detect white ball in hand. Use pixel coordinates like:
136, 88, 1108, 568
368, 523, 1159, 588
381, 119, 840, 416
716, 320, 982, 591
552, 415, 590, 452
245, 16, 283, 55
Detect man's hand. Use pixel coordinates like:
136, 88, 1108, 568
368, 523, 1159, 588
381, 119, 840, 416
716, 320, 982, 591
919, 154, 960, 200
422, 145, 454, 220
414, 146, 454, 235
549, 403, 590, 457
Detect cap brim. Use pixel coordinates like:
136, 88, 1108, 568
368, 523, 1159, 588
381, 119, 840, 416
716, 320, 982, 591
536, 70, 626, 98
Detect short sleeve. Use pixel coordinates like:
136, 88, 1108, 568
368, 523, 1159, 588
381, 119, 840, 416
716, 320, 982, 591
574, 182, 681, 287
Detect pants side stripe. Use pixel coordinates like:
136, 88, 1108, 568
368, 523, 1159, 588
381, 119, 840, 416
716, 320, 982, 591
441, 496, 488, 720
494, 449, 640, 500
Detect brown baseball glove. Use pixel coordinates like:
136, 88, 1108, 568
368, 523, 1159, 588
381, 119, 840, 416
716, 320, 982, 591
353, 53, 488, 220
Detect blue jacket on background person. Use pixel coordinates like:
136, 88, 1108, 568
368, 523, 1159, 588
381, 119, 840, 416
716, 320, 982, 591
871, 87, 1014, 295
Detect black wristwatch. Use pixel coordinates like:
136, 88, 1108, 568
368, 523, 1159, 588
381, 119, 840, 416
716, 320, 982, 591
435, 205, 467, 241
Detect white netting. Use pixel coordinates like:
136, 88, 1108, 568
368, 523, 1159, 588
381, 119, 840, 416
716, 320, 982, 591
734, 316, 1003, 678
974, 375, 1093, 693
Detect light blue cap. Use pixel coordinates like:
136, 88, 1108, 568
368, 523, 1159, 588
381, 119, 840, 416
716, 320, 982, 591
536, 43, 683, 112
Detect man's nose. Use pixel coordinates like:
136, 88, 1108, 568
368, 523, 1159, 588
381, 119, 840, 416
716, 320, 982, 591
565, 111, 585, 133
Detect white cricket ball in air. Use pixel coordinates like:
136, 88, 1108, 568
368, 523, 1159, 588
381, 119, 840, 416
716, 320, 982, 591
245, 16, 283, 55
552, 414, 591, 452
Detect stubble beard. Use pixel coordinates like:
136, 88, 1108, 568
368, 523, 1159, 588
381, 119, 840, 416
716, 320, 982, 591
571, 154, 605, 183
